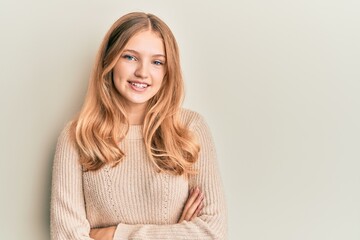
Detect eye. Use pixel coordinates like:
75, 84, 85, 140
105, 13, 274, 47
123, 54, 136, 61
153, 60, 164, 66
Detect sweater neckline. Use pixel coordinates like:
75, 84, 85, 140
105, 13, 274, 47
125, 125, 143, 140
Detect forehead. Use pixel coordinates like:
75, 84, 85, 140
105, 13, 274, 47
124, 30, 165, 56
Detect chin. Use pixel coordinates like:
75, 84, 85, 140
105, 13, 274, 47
126, 98, 151, 105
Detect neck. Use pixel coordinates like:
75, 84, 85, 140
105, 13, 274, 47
127, 103, 147, 125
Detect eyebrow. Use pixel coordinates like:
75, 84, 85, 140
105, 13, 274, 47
122, 49, 165, 58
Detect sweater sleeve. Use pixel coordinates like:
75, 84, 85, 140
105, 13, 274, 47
50, 124, 94, 240
114, 113, 228, 240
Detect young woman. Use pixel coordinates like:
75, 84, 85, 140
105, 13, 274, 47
50, 12, 227, 240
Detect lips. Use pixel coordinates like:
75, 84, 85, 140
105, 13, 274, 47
127, 81, 150, 92
128, 81, 150, 88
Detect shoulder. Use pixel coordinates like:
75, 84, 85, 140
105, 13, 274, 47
58, 121, 74, 141
179, 109, 217, 155
55, 121, 77, 153
178, 108, 210, 132
52, 120, 82, 169
179, 108, 203, 126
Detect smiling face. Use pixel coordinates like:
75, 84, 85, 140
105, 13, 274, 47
112, 30, 166, 113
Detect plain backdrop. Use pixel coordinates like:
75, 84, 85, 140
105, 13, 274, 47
1, 0, 359, 239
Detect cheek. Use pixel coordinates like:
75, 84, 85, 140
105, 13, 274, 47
113, 78, 122, 95
113, 62, 134, 79
113, 74, 130, 90
153, 69, 166, 84
112, 69, 127, 91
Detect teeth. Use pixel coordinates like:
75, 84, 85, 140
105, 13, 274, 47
131, 82, 148, 88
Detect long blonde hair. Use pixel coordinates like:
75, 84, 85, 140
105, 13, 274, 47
71, 12, 199, 175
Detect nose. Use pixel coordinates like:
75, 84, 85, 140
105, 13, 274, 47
134, 62, 149, 79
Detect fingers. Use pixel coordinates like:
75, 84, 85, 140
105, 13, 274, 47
89, 226, 116, 240
184, 190, 203, 220
190, 201, 204, 221
178, 187, 204, 223
185, 187, 201, 209
179, 187, 200, 222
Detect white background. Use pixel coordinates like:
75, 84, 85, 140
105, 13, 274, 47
1, 0, 359, 239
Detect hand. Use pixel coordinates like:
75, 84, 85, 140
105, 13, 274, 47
90, 226, 116, 240
178, 187, 204, 223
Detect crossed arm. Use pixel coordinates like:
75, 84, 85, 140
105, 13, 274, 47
90, 187, 205, 240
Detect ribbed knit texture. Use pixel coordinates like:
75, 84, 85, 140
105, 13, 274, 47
50, 109, 227, 240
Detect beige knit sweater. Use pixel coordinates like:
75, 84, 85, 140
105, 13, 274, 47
50, 109, 227, 239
